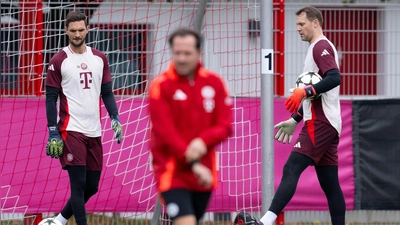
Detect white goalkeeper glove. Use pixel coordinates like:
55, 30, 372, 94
274, 118, 298, 144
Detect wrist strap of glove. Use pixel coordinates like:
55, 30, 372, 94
304, 85, 317, 98
48, 126, 59, 135
111, 114, 119, 121
291, 113, 302, 123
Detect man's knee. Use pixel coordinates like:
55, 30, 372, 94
282, 152, 312, 177
68, 166, 87, 191
84, 185, 98, 200
84, 170, 101, 200
86, 186, 98, 196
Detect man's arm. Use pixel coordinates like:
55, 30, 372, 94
148, 77, 188, 162
45, 56, 64, 158
46, 86, 59, 127
101, 81, 118, 119
45, 56, 63, 127
96, 51, 123, 143
312, 68, 341, 95
312, 41, 341, 95
291, 106, 303, 123
101, 81, 122, 144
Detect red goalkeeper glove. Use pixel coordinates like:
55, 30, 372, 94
285, 86, 316, 114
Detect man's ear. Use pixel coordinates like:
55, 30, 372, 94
313, 19, 319, 28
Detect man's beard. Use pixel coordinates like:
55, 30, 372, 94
70, 38, 85, 47
175, 64, 196, 77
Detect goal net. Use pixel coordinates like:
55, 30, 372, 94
1, 0, 264, 224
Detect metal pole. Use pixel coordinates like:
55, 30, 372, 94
193, 0, 207, 32
260, 0, 275, 214
151, 197, 162, 225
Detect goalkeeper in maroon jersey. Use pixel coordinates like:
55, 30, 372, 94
45, 10, 122, 225
234, 6, 345, 225
148, 28, 232, 225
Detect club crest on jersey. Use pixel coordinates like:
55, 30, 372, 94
203, 99, 215, 113
201, 86, 215, 99
81, 63, 88, 70
201, 86, 215, 113
67, 153, 74, 162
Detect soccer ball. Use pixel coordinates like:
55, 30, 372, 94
295, 71, 322, 88
38, 218, 62, 225
295, 71, 322, 99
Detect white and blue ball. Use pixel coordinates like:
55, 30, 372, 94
38, 218, 62, 225
295, 71, 322, 88
295, 71, 323, 99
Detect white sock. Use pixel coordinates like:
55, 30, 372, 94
55, 214, 68, 225
260, 211, 277, 225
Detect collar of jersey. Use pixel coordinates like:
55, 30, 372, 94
68, 45, 88, 54
165, 62, 207, 81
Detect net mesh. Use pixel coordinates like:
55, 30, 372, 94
2, 0, 400, 224
1, 1, 262, 224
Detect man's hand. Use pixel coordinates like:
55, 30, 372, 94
285, 86, 316, 114
111, 118, 122, 144
274, 118, 298, 144
285, 88, 306, 114
192, 162, 213, 188
185, 138, 207, 163
46, 126, 64, 158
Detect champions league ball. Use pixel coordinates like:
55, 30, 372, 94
38, 218, 62, 225
296, 71, 322, 88
295, 71, 322, 99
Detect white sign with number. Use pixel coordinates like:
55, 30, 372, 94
261, 49, 274, 74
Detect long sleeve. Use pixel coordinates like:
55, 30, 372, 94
46, 55, 62, 128
101, 81, 119, 119
46, 86, 60, 127
313, 68, 341, 94
148, 78, 188, 161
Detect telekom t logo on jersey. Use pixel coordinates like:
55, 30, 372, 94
80, 72, 93, 89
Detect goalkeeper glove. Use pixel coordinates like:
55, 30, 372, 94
285, 86, 316, 114
46, 126, 64, 158
111, 117, 122, 144
274, 118, 298, 144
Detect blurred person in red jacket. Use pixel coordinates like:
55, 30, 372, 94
148, 28, 232, 225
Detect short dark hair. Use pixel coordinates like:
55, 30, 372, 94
65, 10, 88, 28
296, 6, 323, 27
168, 28, 202, 50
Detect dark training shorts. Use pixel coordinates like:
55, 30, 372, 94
292, 120, 339, 166
161, 189, 212, 221
60, 131, 103, 171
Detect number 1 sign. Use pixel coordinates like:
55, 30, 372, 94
261, 49, 274, 74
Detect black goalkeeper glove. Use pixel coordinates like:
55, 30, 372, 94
46, 126, 64, 158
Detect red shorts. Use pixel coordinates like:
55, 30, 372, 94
292, 120, 339, 166
60, 131, 103, 171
